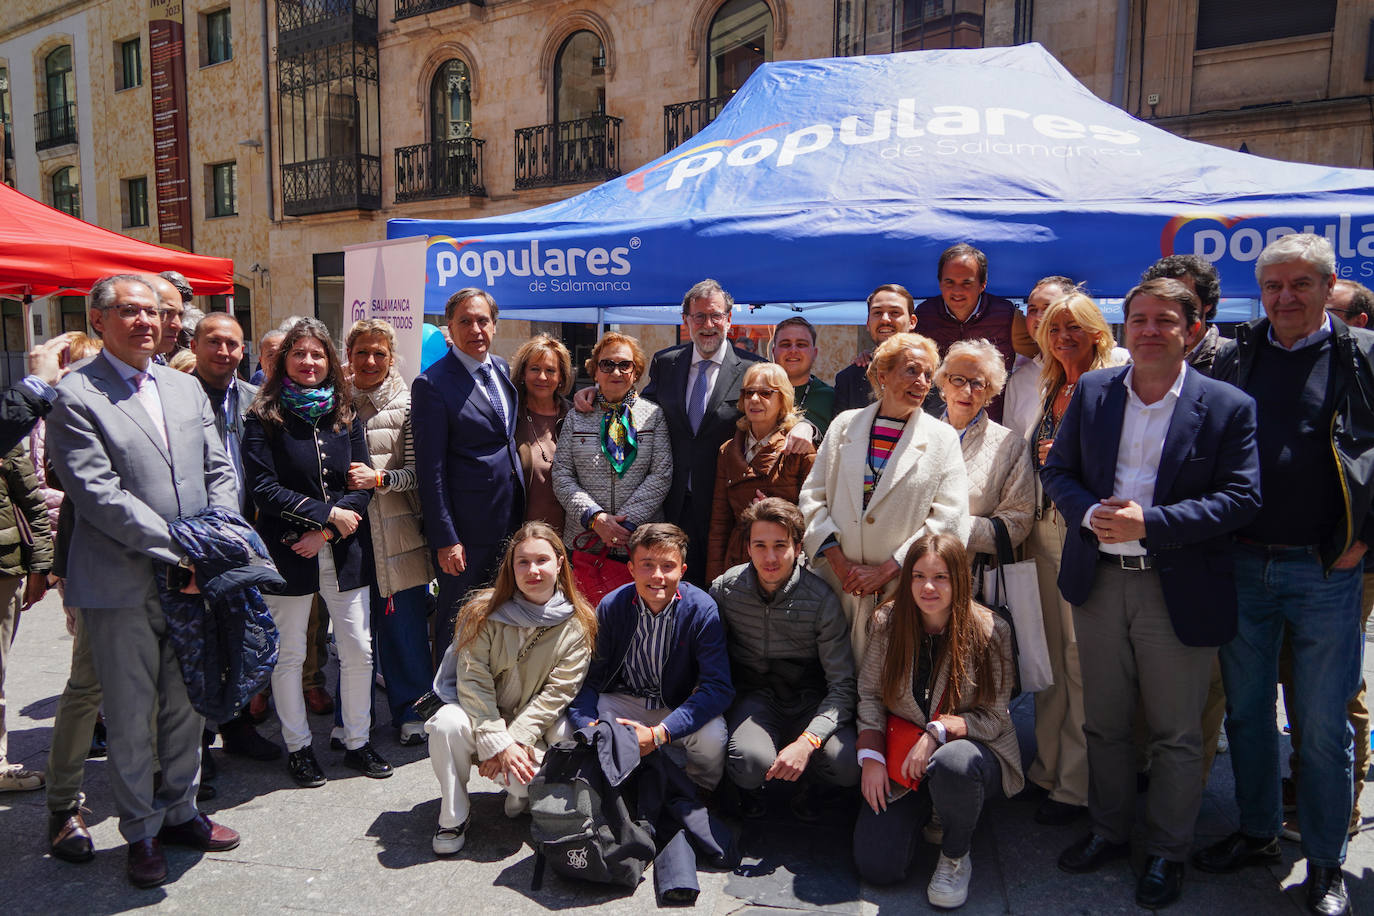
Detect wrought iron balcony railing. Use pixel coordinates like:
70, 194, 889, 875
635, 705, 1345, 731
282, 153, 381, 216
277, 0, 377, 56
663, 96, 729, 153
514, 114, 621, 190
394, 138, 485, 202
394, 0, 483, 20
35, 103, 77, 150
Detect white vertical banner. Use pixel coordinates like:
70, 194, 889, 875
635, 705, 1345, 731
343, 236, 428, 384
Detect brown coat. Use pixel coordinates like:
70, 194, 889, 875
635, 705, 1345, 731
706, 428, 815, 582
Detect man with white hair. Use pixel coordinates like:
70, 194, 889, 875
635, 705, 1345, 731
1194, 233, 1374, 916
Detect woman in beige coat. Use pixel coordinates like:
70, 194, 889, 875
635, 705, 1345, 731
799, 333, 971, 664
344, 319, 435, 745
932, 339, 1034, 556
425, 522, 596, 857
852, 533, 1021, 908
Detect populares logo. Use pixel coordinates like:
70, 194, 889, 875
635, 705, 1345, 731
627, 99, 1140, 193
427, 236, 634, 292
1161, 213, 1374, 263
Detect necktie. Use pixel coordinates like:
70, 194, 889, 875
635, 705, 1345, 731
687, 361, 710, 433
131, 371, 169, 450
478, 364, 508, 431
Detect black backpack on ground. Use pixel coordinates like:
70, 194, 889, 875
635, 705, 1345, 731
528, 722, 655, 889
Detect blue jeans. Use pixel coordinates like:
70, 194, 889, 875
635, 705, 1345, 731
1222, 545, 1363, 867
333, 584, 433, 731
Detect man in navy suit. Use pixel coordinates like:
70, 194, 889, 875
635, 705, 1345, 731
640, 280, 766, 585
1041, 278, 1261, 910
412, 288, 523, 662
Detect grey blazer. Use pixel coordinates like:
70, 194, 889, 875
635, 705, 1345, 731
48, 353, 238, 609
551, 396, 672, 550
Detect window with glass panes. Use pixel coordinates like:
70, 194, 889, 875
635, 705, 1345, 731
206, 8, 232, 65
59, 296, 87, 333
51, 167, 79, 217
210, 162, 237, 216
124, 176, 148, 227
119, 38, 142, 89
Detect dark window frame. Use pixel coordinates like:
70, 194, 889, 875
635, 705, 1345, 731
118, 37, 142, 90
51, 166, 79, 217
205, 8, 233, 65
123, 175, 149, 227
1195, 0, 1337, 51
209, 161, 237, 217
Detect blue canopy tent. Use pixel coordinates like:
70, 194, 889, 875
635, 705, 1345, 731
388, 43, 1374, 325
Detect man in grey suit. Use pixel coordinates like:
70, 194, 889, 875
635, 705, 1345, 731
48, 275, 241, 888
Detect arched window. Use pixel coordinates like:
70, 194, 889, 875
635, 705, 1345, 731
51, 166, 79, 217
45, 45, 74, 111
707, 0, 772, 98
553, 30, 604, 124
429, 59, 471, 141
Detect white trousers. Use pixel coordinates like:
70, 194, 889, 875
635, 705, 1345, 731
266, 549, 372, 752
426, 704, 570, 829
595, 692, 727, 790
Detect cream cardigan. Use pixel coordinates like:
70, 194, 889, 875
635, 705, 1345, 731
799, 403, 971, 663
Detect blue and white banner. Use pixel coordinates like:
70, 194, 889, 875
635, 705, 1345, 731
389, 44, 1374, 325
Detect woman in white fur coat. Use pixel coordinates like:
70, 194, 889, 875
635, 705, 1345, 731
799, 333, 971, 664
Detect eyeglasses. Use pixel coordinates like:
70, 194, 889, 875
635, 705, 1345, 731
945, 374, 988, 392
688, 311, 730, 327
99, 304, 160, 320
741, 387, 779, 400
597, 359, 636, 375
1327, 307, 1356, 320
157, 307, 184, 319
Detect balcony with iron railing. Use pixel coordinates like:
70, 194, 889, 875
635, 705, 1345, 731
394, 137, 485, 202
282, 153, 381, 216
35, 103, 77, 150
663, 96, 729, 154
394, 0, 483, 20
514, 114, 621, 190
277, 0, 377, 56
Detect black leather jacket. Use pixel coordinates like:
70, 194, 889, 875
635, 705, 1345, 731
1214, 315, 1374, 572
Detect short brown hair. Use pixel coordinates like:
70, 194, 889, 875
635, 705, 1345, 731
627, 523, 688, 562
1123, 277, 1201, 328
513, 334, 574, 398
444, 287, 499, 323
866, 283, 915, 314
773, 315, 817, 346
586, 331, 647, 380
938, 243, 988, 284
738, 497, 804, 547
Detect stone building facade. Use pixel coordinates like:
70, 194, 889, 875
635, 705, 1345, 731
3, 0, 1372, 379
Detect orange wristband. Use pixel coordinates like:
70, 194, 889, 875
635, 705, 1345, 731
801, 731, 822, 749
375, 469, 385, 488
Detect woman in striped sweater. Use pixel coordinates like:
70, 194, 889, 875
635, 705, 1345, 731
799, 333, 971, 665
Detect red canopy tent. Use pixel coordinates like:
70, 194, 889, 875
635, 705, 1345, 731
0, 182, 234, 298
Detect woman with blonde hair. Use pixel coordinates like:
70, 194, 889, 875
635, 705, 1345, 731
706, 362, 816, 581
342, 318, 434, 746
1024, 291, 1124, 826
426, 522, 597, 856
511, 334, 574, 530
553, 331, 671, 560
852, 533, 1021, 907
800, 333, 971, 664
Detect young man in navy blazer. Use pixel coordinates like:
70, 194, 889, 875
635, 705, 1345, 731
1041, 278, 1261, 910
411, 288, 524, 664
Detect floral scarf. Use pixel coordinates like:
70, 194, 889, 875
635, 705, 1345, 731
596, 388, 638, 477
281, 376, 336, 422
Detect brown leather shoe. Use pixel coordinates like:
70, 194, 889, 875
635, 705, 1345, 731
158, 812, 240, 851
48, 807, 94, 863
247, 691, 271, 723
127, 838, 168, 888
303, 687, 334, 716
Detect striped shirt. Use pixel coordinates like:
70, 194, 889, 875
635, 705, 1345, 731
863, 415, 908, 507
614, 592, 681, 710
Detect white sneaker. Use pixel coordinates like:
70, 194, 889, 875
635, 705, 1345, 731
504, 791, 530, 818
433, 822, 466, 856
0, 766, 45, 792
398, 721, 426, 746
923, 809, 944, 845
927, 852, 971, 908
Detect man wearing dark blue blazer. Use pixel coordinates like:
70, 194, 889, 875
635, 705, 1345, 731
1041, 278, 1261, 910
411, 288, 523, 663
639, 280, 765, 585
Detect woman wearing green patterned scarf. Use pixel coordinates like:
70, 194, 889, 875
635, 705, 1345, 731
552, 332, 672, 559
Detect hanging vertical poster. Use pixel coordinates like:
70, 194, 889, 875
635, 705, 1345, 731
149, 0, 193, 250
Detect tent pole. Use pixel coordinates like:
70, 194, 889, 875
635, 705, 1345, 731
21, 294, 34, 353
596, 307, 605, 339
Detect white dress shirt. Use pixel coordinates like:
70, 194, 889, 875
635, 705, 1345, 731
1083, 363, 1187, 556
451, 345, 513, 432
103, 350, 168, 450
685, 344, 727, 416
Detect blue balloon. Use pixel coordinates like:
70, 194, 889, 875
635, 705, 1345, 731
420, 323, 447, 371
